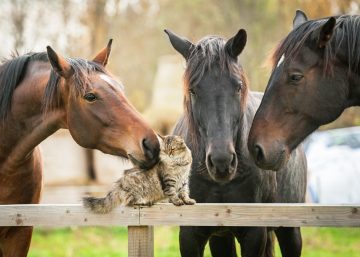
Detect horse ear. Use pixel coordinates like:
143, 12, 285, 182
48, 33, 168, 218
93, 39, 113, 66
225, 29, 247, 59
293, 9, 308, 29
318, 17, 336, 48
46, 46, 74, 78
164, 29, 194, 59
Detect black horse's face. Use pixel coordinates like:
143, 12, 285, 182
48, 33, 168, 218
248, 11, 349, 171
165, 28, 247, 183
190, 66, 243, 182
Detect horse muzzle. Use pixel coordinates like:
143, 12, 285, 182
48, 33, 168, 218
127, 136, 160, 170
206, 146, 238, 183
248, 136, 289, 171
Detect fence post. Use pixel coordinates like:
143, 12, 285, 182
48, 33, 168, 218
128, 226, 154, 257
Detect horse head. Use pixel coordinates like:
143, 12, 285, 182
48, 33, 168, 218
45, 40, 160, 169
166, 29, 248, 183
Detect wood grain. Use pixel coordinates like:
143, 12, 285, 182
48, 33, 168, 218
139, 203, 360, 227
0, 204, 138, 226
0, 203, 359, 227
128, 226, 154, 257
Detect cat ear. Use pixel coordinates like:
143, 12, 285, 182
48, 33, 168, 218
157, 134, 165, 140
157, 134, 165, 148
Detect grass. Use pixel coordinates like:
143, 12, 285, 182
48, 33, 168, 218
28, 227, 360, 257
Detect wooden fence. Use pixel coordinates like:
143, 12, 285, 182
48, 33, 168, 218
1, 203, 360, 256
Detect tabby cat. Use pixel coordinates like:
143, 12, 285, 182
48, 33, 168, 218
83, 135, 195, 214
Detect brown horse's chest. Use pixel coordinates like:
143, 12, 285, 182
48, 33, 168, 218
0, 148, 42, 204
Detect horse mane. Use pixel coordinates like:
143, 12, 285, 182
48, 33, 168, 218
0, 51, 106, 122
271, 15, 360, 75
0, 52, 47, 121
183, 36, 249, 155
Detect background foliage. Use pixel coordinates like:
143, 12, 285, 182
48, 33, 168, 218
0, 0, 358, 124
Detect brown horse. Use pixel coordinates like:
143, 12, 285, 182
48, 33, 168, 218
248, 10, 360, 171
0, 40, 160, 257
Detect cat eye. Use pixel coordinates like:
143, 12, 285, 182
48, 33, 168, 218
189, 88, 196, 96
84, 93, 97, 102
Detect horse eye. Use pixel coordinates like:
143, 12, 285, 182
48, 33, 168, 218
84, 93, 97, 102
189, 89, 196, 96
237, 81, 243, 92
289, 74, 304, 83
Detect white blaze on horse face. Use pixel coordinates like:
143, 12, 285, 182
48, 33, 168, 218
99, 74, 125, 91
277, 54, 285, 67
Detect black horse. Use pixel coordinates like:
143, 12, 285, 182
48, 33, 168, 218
165, 29, 307, 257
248, 10, 360, 171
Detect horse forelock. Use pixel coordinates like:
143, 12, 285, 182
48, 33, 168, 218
185, 36, 244, 85
271, 15, 360, 75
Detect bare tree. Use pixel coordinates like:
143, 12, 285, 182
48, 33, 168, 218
85, 0, 109, 53
10, 0, 28, 51
82, 0, 109, 182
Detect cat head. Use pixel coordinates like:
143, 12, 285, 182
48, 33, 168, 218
158, 135, 189, 156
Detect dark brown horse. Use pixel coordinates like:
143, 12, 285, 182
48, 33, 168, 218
165, 29, 306, 257
248, 10, 360, 171
0, 41, 160, 256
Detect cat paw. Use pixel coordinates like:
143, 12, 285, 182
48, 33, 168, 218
133, 201, 154, 207
183, 198, 196, 205
144, 201, 154, 207
170, 198, 184, 206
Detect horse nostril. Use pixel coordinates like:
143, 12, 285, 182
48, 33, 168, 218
207, 151, 236, 174
142, 138, 156, 160
230, 153, 237, 168
207, 154, 214, 169
254, 144, 265, 163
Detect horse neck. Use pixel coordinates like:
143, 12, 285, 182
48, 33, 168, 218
0, 61, 66, 172
236, 92, 259, 157
347, 70, 360, 106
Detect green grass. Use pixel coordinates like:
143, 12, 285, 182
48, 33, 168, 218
28, 227, 360, 257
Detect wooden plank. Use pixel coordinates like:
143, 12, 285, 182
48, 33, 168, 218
139, 203, 360, 227
0, 204, 139, 227
128, 226, 154, 257
1, 203, 360, 227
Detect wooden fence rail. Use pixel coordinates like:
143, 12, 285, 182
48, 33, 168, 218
1, 203, 360, 257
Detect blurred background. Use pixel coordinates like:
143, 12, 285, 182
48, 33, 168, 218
1, 0, 360, 256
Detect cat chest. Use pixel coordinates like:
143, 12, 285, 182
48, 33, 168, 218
160, 173, 186, 191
